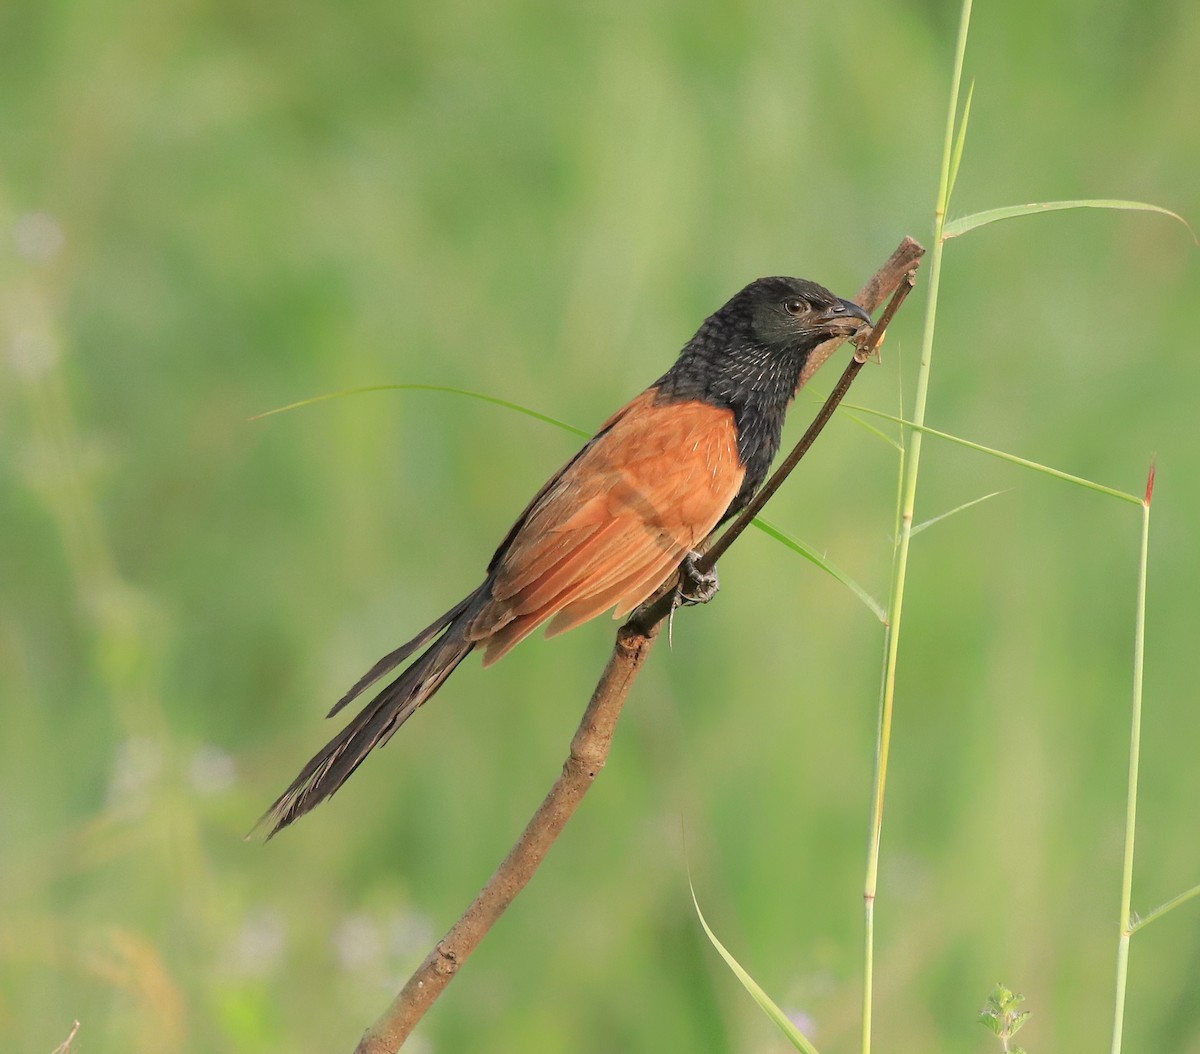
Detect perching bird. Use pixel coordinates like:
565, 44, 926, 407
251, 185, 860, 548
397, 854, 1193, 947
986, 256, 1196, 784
263, 276, 870, 836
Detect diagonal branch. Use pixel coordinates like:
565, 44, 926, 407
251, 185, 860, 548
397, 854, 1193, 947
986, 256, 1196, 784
352, 236, 925, 1054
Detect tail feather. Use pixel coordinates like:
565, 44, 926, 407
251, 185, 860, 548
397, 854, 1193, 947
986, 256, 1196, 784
326, 592, 476, 718
258, 589, 484, 838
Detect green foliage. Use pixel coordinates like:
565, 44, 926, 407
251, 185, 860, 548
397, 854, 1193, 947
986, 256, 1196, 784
978, 984, 1031, 1054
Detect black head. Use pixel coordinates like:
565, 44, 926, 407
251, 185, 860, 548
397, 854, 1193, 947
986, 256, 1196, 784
656, 275, 871, 404
737, 275, 871, 350
654, 275, 871, 518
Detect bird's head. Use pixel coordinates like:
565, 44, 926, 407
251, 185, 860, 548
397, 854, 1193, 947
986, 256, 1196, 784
742, 276, 872, 351
657, 274, 872, 412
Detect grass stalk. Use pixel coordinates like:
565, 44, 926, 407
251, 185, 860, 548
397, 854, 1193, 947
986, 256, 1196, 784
861, 2, 972, 1051
1110, 470, 1153, 1054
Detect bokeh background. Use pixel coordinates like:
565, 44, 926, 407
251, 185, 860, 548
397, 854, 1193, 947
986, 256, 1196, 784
3, 0, 1198, 1051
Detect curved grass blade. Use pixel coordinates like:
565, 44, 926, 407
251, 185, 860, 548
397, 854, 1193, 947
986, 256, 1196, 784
946, 78, 975, 205
910, 490, 1007, 537
255, 385, 877, 585
251, 383, 590, 437
754, 516, 886, 623
943, 200, 1196, 242
796, 384, 902, 450
689, 877, 822, 1054
1130, 880, 1200, 934
841, 410, 904, 451
844, 403, 1142, 505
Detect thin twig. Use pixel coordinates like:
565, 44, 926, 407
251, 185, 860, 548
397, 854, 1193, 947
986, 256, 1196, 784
351, 237, 925, 1053
50, 1021, 80, 1054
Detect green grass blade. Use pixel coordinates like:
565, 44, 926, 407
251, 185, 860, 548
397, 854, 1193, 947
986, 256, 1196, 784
689, 878, 822, 1054
910, 490, 1007, 537
1130, 880, 1200, 934
754, 516, 886, 623
254, 384, 878, 581
841, 410, 905, 451
946, 78, 975, 205
844, 403, 1142, 505
251, 383, 591, 437
943, 200, 1196, 241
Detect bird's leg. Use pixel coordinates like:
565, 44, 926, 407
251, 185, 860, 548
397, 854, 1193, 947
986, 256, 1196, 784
665, 552, 719, 647
675, 551, 720, 607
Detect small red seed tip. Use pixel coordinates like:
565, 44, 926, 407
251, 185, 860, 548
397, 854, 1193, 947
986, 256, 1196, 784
1144, 459, 1156, 506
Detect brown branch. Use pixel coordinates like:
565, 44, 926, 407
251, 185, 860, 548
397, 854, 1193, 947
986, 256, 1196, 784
354, 624, 659, 1053
352, 236, 925, 1054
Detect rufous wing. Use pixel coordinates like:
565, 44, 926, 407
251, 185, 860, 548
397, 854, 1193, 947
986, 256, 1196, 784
468, 391, 745, 665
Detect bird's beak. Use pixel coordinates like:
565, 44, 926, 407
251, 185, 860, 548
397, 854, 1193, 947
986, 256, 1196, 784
826, 298, 872, 326
814, 297, 872, 338
840, 298, 872, 325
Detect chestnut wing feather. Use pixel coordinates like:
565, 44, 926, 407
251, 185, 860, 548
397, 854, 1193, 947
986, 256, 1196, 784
468, 392, 744, 665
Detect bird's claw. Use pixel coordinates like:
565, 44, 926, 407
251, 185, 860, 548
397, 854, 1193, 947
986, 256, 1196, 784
675, 551, 719, 607
667, 552, 718, 648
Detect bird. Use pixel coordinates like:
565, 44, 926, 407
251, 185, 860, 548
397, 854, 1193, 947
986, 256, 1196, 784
261, 275, 871, 836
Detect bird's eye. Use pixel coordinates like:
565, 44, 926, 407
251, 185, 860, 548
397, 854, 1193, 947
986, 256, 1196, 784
783, 298, 807, 315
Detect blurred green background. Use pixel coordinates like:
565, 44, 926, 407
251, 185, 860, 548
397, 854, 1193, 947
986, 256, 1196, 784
2, 0, 1198, 1050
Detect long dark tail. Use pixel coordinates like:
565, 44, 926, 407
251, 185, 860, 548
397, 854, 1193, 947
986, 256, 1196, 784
259, 587, 486, 837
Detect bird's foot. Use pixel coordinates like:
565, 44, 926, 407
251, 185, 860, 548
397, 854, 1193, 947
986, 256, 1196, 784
676, 551, 719, 607
667, 552, 718, 648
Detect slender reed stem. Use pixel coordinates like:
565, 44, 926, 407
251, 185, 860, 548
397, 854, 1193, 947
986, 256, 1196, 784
861, 3, 972, 1052
1110, 469, 1153, 1054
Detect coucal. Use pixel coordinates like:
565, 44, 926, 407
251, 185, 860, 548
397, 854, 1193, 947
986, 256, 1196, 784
263, 276, 870, 836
